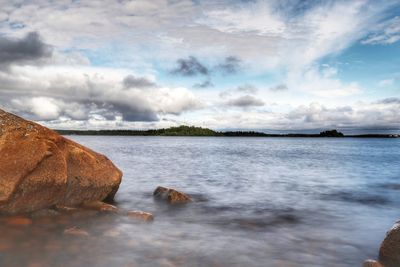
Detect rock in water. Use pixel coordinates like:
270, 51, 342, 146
379, 221, 400, 267
82, 201, 118, 212
363, 259, 384, 267
4, 216, 33, 226
0, 109, 122, 213
153, 186, 192, 204
127, 211, 154, 222
64, 227, 90, 237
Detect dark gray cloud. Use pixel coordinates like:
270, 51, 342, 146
376, 97, 400, 104
0, 32, 52, 66
219, 84, 258, 98
236, 84, 258, 94
216, 56, 241, 74
103, 101, 158, 121
69, 99, 159, 122
8, 96, 159, 122
171, 56, 241, 81
123, 75, 157, 89
193, 79, 214, 88
171, 56, 209, 76
270, 84, 288, 92
0, 69, 200, 123
226, 95, 265, 107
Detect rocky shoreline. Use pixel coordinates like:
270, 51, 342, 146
0, 107, 192, 219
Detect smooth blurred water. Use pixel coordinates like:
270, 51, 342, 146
1, 136, 399, 267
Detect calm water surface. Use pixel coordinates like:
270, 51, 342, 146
1, 137, 399, 267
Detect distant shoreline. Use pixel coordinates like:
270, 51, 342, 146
54, 126, 399, 138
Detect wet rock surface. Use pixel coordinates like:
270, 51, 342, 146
363, 259, 384, 267
63, 226, 90, 237
0, 109, 122, 213
31, 209, 60, 218
82, 201, 119, 212
153, 186, 192, 204
379, 221, 400, 267
4, 216, 33, 226
127, 211, 154, 222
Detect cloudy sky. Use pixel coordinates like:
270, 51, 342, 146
0, 0, 399, 132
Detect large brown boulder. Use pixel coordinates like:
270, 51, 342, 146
0, 109, 122, 213
379, 221, 400, 267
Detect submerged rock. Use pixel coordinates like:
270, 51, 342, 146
379, 221, 400, 267
63, 226, 90, 237
103, 228, 121, 237
127, 210, 154, 222
153, 186, 192, 204
54, 205, 79, 212
82, 201, 118, 212
363, 259, 384, 267
0, 109, 122, 213
4, 216, 32, 226
31, 208, 60, 218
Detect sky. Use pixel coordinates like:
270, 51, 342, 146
0, 0, 399, 132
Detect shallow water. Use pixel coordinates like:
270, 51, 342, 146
1, 136, 400, 267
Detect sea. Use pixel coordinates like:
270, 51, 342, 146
0, 136, 399, 267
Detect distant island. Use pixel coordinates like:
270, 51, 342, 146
55, 126, 399, 138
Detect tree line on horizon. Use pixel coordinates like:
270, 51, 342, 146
54, 125, 398, 138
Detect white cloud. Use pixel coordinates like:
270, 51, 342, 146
200, 4, 285, 36
219, 84, 258, 98
196, 0, 395, 70
12, 97, 61, 120
151, 87, 201, 115
185, 99, 400, 131
0, 65, 201, 122
362, 16, 400, 45
0, 0, 395, 72
0, 0, 398, 130
378, 79, 395, 87
0, 11, 7, 22
286, 65, 361, 98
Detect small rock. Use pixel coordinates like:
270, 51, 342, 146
5, 216, 32, 226
127, 211, 154, 222
363, 259, 384, 267
103, 228, 121, 237
379, 221, 400, 267
82, 201, 118, 212
54, 205, 78, 212
63, 226, 89, 237
153, 186, 192, 204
